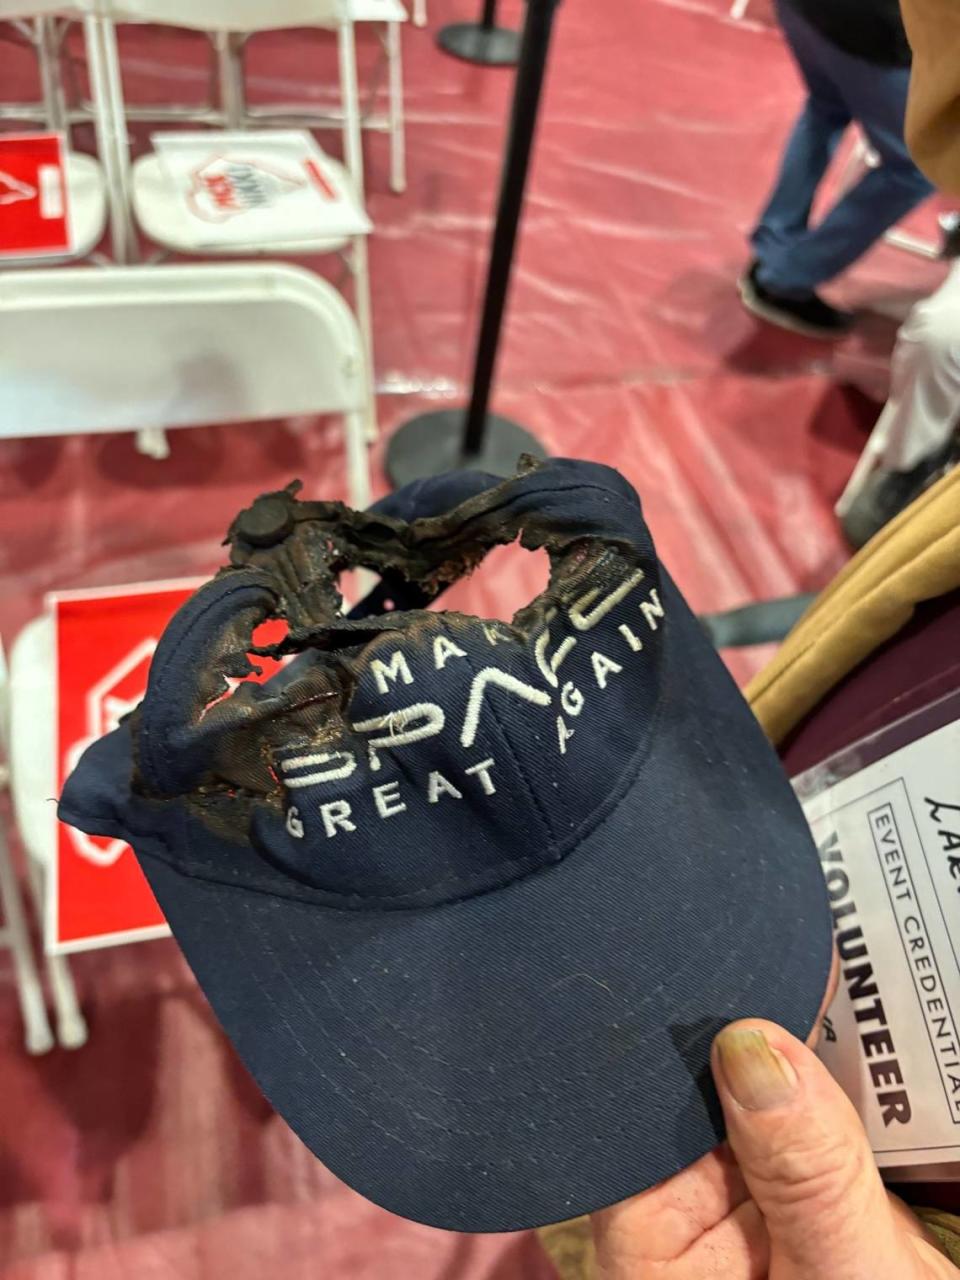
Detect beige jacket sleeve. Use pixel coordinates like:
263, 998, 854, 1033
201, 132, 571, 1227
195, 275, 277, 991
746, 465, 960, 744
902, 0, 960, 192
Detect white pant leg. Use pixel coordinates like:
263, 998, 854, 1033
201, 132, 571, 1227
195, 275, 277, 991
874, 263, 960, 470
837, 263, 960, 515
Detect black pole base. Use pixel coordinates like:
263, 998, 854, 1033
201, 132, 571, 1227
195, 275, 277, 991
436, 22, 521, 65
385, 409, 546, 489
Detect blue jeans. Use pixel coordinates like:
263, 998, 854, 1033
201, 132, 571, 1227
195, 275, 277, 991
752, 0, 934, 298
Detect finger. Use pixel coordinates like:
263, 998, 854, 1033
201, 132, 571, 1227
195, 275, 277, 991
593, 1143, 749, 1266
667, 1199, 770, 1280
712, 1019, 917, 1280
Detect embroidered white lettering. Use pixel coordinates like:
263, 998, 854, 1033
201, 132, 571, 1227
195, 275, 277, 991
618, 622, 644, 652
568, 570, 645, 631
465, 757, 497, 795
557, 716, 575, 754
428, 771, 463, 804
321, 800, 355, 838
560, 681, 584, 717
286, 806, 305, 838
591, 650, 623, 689
355, 703, 445, 772
373, 781, 406, 819
281, 750, 356, 787
433, 635, 468, 670
371, 650, 414, 695
460, 669, 551, 748
640, 588, 664, 631
482, 623, 511, 646
534, 626, 577, 688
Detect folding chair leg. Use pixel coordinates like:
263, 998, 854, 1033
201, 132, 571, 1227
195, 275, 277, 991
413, 0, 427, 27
24, 861, 87, 1050
338, 20, 366, 203
216, 31, 246, 130
345, 411, 372, 511
351, 238, 378, 443
85, 15, 137, 263
835, 134, 876, 199
386, 22, 407, 195
46, 951, 87, 1049
883, 228, 939, 259
0, 827, 54, 1056
36, 16, 67, 135
136, 427, 171, 459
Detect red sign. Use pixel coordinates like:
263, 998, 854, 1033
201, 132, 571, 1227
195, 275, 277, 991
53, 582, 288, 951
0, 133, 72, 259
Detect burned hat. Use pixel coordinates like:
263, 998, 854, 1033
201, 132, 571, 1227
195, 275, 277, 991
60, 457, 832, 1232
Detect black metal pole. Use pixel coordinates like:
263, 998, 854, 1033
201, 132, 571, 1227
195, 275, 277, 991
462, 0, 558, 456
385, 0, 559, 489
437, 0, 521, 67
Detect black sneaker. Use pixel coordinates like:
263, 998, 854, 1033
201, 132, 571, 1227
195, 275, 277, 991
939, 211, 960, 259
739, 262, 855, 340
840, 439, 960, 549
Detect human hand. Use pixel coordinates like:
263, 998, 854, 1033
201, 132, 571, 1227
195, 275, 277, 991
591, 1019, 956, 1279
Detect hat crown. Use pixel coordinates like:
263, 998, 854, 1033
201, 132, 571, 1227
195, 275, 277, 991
134, 461, 668, 908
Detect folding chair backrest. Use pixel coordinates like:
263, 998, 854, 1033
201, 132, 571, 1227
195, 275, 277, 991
100, 0, 348, 32
0, 264, 369, 431
93, 0, 365, 203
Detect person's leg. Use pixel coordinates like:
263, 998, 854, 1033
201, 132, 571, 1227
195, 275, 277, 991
759, 34, 934, 295
836, 264, 960, 542
870, 264, 960, 471
751, 101, 851, 259
751, 2, 851, 262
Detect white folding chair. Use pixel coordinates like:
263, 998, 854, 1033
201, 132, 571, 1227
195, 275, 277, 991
54, 9, 400, 191
0, 1, 112, 263
0, 637, 57, 1054
88, 0, 377, 436
229, 0, 409, 195
0, 262, 372, 507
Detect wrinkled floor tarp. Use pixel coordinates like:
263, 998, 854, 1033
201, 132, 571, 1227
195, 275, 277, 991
0, 0, 948, 1274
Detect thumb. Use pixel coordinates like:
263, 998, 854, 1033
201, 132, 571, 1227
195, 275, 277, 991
711, 1019, 915, 1280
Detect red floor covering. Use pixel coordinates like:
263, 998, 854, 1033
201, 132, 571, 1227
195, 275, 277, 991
0, 0, 950, 1275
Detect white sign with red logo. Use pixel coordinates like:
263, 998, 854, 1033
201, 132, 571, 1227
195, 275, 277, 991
0, 133, 73, 259
51, 580, 290, 953
152, 130, 372, 246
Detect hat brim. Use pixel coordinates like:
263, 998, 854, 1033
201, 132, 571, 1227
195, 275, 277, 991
63, 574, 832, 1232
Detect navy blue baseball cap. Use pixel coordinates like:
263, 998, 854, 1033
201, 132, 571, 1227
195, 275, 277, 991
60, 457, 832, 1233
